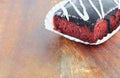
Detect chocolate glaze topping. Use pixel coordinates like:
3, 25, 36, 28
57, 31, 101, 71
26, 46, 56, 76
54, 0, 120, 32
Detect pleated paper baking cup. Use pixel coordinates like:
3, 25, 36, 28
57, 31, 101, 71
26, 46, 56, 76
44, 0, 120, 45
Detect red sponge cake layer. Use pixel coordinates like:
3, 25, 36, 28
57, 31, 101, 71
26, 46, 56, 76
53, 10, 120, 43
110, 10, 120, 32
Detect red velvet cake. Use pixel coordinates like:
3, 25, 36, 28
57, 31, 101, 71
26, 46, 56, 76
45, 0, 120, 45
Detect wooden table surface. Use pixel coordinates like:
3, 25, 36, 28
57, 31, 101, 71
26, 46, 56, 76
0, 0, 120, 78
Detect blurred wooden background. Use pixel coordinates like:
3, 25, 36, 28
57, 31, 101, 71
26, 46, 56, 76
0, 0, 120, 78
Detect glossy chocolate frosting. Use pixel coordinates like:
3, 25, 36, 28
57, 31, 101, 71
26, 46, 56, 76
55, 0, 119, 31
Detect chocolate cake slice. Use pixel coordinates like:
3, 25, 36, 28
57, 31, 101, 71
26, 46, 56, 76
53, 0, 120, 43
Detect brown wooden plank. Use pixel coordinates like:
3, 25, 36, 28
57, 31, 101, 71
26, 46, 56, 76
0, 0, 119, 78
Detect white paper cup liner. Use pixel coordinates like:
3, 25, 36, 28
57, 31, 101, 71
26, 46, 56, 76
44, 0, 120, 45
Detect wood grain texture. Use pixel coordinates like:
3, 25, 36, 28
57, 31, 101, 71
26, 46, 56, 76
0, 0, 120, 78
